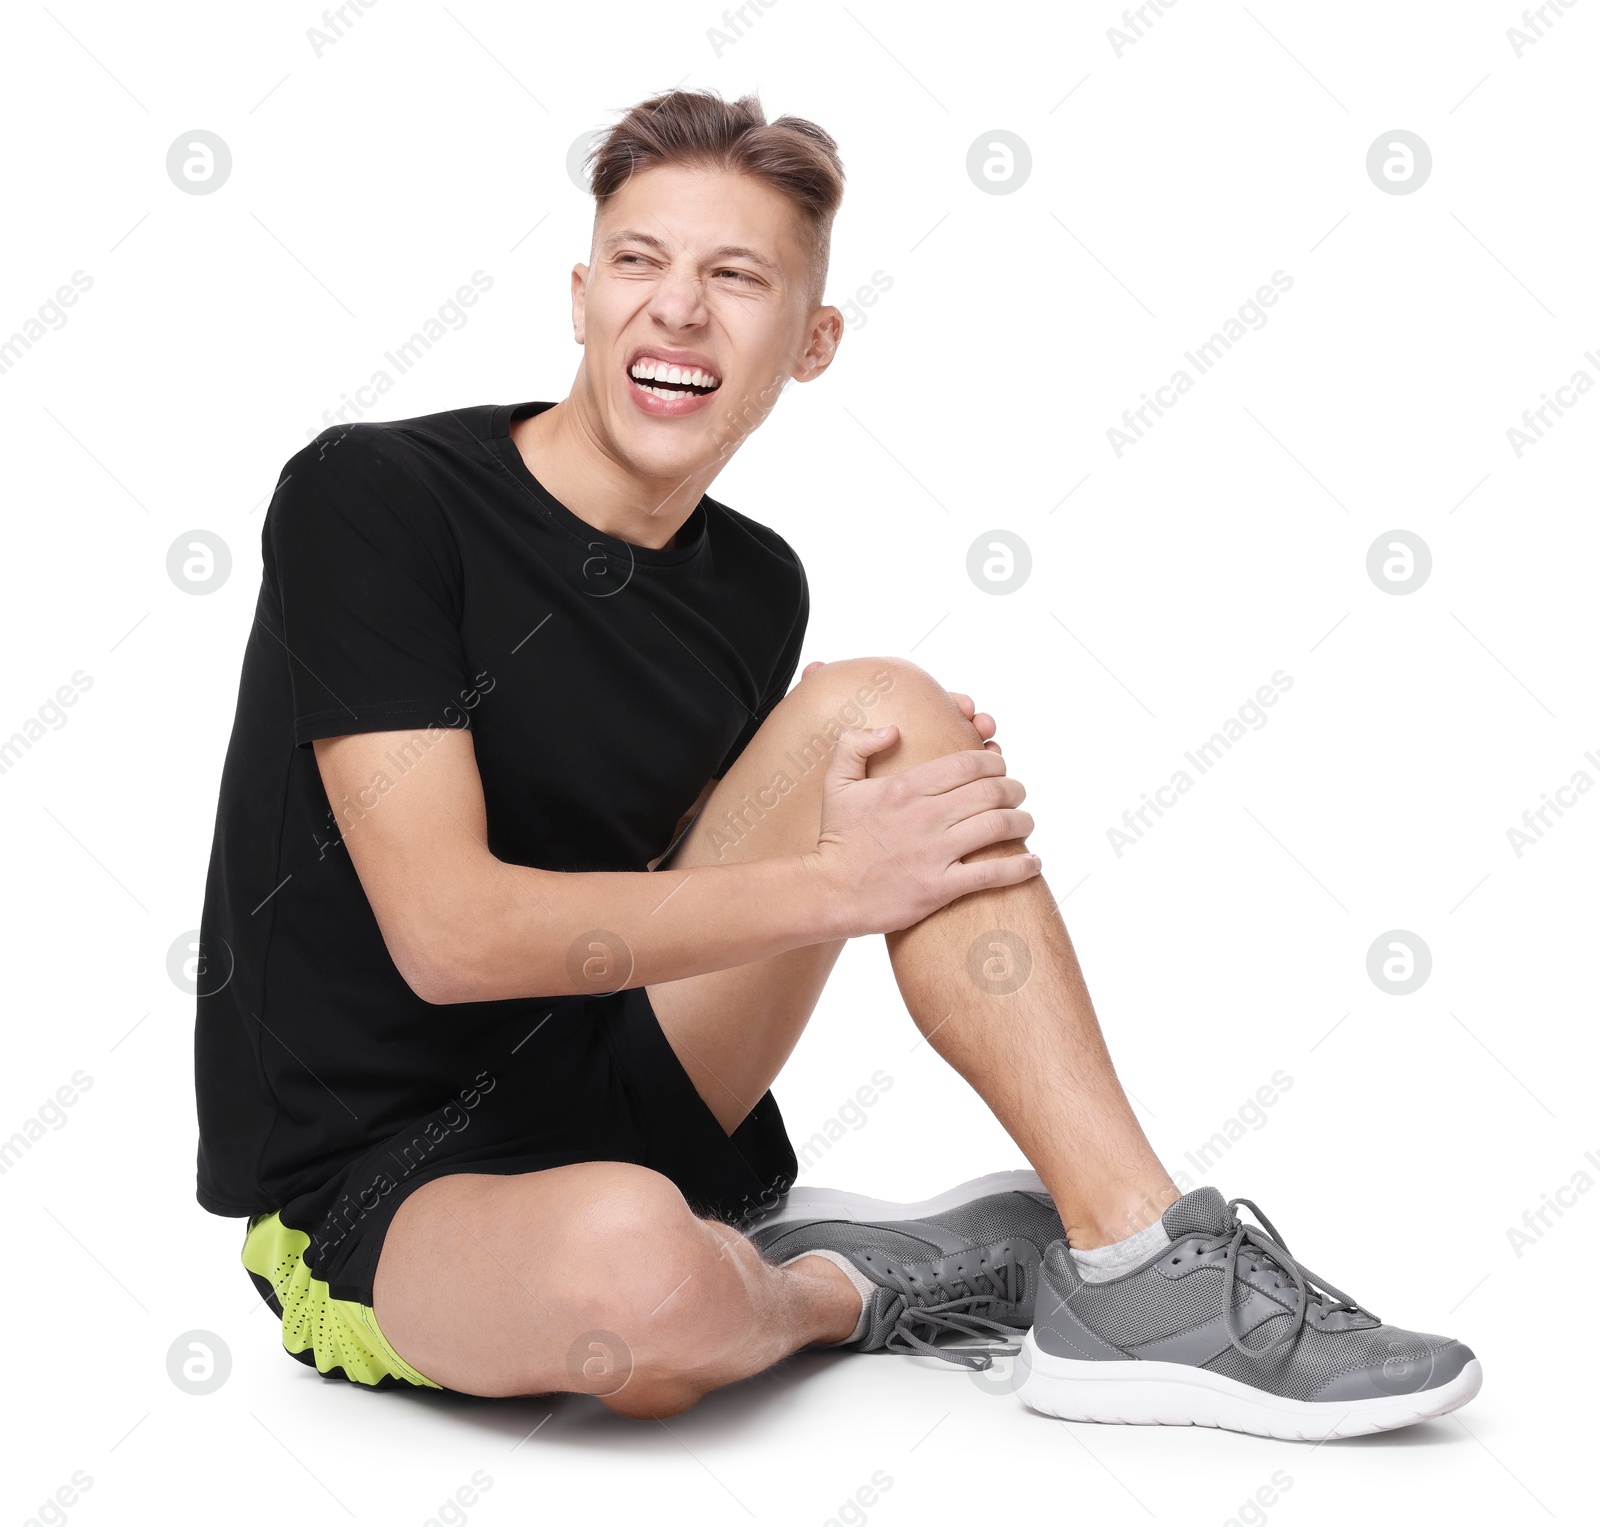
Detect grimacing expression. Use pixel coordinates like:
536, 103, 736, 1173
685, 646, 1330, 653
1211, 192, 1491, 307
573, 164, 835, 484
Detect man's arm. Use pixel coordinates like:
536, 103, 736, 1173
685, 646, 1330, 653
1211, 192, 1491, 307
313, 718, 1038, 1005
643, 679, 996, 875
645, 778, 718, 872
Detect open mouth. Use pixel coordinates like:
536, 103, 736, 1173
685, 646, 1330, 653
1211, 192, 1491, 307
628, 357, 722, 401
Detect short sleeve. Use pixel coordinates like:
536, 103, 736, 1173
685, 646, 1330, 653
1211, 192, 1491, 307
265, 430, 475, 748
715, 561, 809, 777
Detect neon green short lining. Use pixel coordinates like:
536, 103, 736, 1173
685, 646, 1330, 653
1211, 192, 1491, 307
242, 1212, 441, 1389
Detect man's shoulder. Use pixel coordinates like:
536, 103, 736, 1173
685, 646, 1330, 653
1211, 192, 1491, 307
703, 495, 805, 581
265, 407, 503, 562
287, 403, 499, 480
269, 406, 505, 538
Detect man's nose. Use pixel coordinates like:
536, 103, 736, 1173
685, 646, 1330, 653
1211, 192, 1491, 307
648, 266, 709, 327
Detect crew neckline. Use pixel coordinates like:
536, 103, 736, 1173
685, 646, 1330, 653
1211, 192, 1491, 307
487, 400, 709, 567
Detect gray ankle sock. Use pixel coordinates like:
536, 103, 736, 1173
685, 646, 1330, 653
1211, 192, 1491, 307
784, 1249, 873, 1345
1070, 1216, 1171, 1282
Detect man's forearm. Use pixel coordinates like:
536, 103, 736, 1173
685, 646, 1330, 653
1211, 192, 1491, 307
420, 852, 841, 1004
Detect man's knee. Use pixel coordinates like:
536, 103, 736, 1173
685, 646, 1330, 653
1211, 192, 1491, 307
566, 1162, 694, 1246
794, 656, 975, 757
561, 1169, 753, 1415
682, 655, 982, 865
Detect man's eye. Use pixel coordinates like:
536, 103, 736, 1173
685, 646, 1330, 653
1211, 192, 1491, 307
716, 268, 758, 284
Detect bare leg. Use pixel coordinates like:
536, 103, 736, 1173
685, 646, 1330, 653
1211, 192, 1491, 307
372, 1163, 859, 1417
375, 655, 1175, 1414
885, 837, 1175, 1246
649, 656, 1177, 1248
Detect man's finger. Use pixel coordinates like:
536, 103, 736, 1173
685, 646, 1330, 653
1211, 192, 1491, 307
894, 747, 1009, 797
825, 725, 901, 785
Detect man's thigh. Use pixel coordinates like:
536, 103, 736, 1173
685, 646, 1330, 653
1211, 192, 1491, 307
646, 656, 982, 1132
372, 1162, 723, 1398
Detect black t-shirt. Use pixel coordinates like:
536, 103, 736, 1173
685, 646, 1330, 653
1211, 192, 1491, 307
194, 401, 808, 1217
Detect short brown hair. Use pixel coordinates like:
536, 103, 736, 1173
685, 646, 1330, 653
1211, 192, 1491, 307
585, 89, 845, 305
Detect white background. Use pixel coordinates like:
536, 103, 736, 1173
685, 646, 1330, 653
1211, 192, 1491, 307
1, 1, 1595, 1522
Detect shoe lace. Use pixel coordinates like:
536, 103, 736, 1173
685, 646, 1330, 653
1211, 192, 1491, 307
881, 1250, 1026, 1371
1209, 1197, 1374, 1358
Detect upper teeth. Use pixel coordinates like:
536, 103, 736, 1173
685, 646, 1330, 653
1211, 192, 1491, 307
630, 361, 718, 388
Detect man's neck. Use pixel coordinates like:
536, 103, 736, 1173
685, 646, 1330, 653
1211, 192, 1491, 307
510, 396, 711, 551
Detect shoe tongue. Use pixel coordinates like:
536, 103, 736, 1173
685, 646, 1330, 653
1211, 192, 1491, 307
1161, 1186, 1233, 1239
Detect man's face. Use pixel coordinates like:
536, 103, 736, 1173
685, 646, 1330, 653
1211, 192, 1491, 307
572, 164, 841, 488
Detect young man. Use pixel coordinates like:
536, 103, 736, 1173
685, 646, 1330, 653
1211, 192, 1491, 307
195, 89, 1479, 1439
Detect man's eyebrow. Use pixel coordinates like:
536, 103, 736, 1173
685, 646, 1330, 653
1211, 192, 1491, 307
706, 244, 782, 276
600, 229, 671, 255
599, 229, 782, 276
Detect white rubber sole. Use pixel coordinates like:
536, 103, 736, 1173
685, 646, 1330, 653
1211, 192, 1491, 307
744, 1169, 1047, 1231
1014, 1331, 1483, 1441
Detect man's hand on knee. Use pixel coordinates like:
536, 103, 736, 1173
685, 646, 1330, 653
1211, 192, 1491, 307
803, 725, 1041, 937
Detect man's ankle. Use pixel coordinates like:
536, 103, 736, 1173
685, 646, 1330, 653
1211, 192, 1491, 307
785, 1251, 870, 1346
1065, 1180, 1181, 1250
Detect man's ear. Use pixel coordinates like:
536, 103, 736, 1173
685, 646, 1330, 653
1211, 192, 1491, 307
571, 263, 589, 345
792, 305, 844, 383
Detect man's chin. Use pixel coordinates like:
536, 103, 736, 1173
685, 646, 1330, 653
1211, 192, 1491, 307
611, 421, 729, 491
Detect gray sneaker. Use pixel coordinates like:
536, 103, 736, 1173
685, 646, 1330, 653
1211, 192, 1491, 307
748, 1171, 1063, 1370
1017, 1186, 1481, 1440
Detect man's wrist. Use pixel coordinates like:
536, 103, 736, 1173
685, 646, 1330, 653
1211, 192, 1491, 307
776, 851, 852, 945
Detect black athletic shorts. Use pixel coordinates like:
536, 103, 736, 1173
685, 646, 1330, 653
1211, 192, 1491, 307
240, 987, 797, 1389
